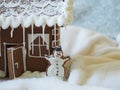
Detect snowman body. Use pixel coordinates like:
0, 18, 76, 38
46, 57, 68, 79
45, 46, 70, 79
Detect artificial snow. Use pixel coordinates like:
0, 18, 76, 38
0, 77, 115, 90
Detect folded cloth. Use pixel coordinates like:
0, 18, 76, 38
60, 26, 120, 89
60, 26, 118, 57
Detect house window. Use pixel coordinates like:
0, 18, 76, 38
28, 34, 50, 58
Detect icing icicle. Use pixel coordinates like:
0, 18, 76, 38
0, 27, 1, 56
39, 34, 41, 56
54, 24, 56, 46
0, 0, 73, 28
42, 25, 45, 45
22, 26, 25, 47
10, 28, 14, 38
22, 26, 26, 71
31, 24, 34, 55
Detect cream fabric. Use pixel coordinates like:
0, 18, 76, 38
60, 26, 120, 89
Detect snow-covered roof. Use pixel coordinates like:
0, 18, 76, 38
0, 0, 73, 29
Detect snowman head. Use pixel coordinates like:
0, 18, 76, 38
53, 46, 63, 58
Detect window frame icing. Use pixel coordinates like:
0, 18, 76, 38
28, 33, 50, 58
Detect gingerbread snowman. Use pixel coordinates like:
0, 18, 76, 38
45, 46, 70, 79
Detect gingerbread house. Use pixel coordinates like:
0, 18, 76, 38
0, 0, 73, 79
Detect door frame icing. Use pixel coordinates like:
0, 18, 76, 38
8, 46, 26, 79
8, 46, 25, 78
4, 43, 26, 77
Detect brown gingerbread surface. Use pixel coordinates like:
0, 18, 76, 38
0, 25, 60, 79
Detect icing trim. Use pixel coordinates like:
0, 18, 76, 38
0, 0, 73, 29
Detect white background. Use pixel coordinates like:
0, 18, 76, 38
72, 0, 120, 37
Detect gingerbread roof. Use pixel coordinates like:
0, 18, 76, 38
0, 0, 73, 29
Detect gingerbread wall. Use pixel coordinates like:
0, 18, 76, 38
0, 26, 23, 75
25, 25, 56, 72
0, 25, 60, 78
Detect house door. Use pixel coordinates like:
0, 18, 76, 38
7, 46, 25, 79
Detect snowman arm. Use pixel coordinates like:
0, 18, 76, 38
63, 56, 71, 61
45, 56, 55, 63
45, 56, 52, 63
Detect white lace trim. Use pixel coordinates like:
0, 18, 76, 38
0, 0, 73, 29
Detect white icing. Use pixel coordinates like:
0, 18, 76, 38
57, 15, 65, 26
14, 62, 19, 69
42, 25, 45, 45
23, 16, 33, 28
11, 48, 16, 78
4, 0, 21, 8
46, 16, 57, 27
54, 25, 57, 46
0, 0, 73, 28
3, 43, 7, 74
33, 16, 44, 27
39, 34, 41, 56
11, 28, 14, 38
11, 16, 22, 28
9, 46, 26, 78
31, 24, 34, 55
22, 26, 27, 71
22, 26, 25, 47
23, 49, 27, 71
45, 56, 69, 79
28, 34, 50, 58
1, 16, 11, 29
